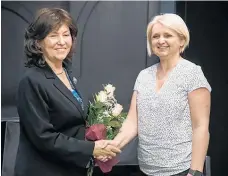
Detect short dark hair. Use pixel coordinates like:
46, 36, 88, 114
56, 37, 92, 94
24, 8, 78, 67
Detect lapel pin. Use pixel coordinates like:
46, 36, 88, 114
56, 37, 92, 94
73, 77, 77, 85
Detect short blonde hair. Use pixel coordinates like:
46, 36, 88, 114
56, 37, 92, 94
147, 13, 190, 56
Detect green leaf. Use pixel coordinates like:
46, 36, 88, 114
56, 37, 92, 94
106, 128, 114, 140
109, 121, 121, 128
94, 102, 106, 109
121, 112, 128, 118
112, 129, 119, 137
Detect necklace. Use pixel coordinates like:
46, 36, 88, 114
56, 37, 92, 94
56, 70, 64, 75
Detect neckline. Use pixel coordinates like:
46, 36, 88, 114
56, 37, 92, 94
154, 59, 184, 94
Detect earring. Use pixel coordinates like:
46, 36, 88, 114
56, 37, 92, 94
179, 46, 183, 54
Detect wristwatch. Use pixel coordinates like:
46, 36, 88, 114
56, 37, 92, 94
188, 169, 203, 176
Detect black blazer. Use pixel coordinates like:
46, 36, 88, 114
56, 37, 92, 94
14, 61, 95, 176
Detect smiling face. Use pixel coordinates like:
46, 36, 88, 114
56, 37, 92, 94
151, 23, 185, 59
39, 24, 73, 63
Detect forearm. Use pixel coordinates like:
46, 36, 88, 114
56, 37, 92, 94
114, 117, 137, 149
190, 127, 209, 172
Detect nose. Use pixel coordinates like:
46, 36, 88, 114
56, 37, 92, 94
57, 36, 65, 45
158, 37, 165, 44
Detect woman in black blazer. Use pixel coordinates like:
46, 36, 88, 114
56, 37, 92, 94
14, 8, 120, 176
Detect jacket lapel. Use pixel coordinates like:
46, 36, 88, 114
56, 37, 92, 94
53, 78, 84, 117
43, 63, 84, 117
67, 72, 87, 119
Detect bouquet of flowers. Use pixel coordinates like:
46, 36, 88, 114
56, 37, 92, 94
86, 84, 127, 173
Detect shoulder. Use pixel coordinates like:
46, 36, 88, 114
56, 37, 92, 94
181, 59, 198, 70
180, 59, 211, 92
19, 67, 46, 88
179, 59, 203, 76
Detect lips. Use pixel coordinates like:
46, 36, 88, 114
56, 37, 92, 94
158, 46, 168, 49
56, 48, 66, 50
55, 48, 67, 52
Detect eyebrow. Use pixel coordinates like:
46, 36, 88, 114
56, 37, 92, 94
152, 33, 159, 36
50, 30, 70, 34
152, 32, 173, 35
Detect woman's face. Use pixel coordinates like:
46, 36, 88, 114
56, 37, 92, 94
151, 23, 184, 59
39, 24, 73, 63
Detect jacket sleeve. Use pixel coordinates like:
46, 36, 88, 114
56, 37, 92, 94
17, 76, 95, 168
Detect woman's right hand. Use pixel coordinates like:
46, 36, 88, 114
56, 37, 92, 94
93, 140, 121, 159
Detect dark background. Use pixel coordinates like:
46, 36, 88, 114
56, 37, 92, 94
1, 1, 228, 176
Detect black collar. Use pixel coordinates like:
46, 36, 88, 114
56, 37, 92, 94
42, 59, 73, 79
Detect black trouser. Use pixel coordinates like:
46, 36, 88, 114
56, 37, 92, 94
141, 169, 189, 176
171, 169, 189, 176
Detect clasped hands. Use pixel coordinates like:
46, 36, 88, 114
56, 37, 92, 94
93, 140, 120, 162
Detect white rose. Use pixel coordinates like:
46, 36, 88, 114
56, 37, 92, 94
96, 91, 107, 103
112, 104, 123, 117
104, 84, 116, 98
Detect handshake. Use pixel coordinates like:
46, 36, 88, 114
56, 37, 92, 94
93, 140, 121, 162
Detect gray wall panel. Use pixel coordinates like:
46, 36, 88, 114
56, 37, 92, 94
1, 1, 69, 117
70, 1, 148, 109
